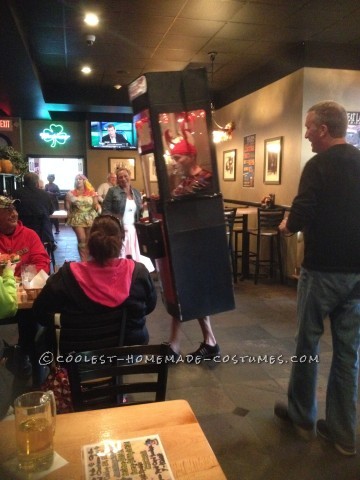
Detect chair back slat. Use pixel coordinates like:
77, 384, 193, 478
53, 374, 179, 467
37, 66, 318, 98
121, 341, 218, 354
224, 207, 237, 244
233, 215, 244, 230
59, 309, 127, 354
67, 343, 170, 411
257, 208, 285, 232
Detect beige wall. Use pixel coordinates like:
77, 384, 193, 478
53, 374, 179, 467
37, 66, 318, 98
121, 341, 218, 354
216, 67, 360, 205
215, 69, 304, 207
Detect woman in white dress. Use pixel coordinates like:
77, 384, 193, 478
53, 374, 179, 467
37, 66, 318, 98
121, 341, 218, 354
102, 168, 154, 272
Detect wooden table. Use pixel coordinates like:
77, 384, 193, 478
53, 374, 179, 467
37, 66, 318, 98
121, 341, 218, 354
50, 210, 67, 220
17, 286, 37, 309
0, 399, 226, 479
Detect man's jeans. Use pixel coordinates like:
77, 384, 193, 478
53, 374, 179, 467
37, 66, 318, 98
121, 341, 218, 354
288, 267, 360, 448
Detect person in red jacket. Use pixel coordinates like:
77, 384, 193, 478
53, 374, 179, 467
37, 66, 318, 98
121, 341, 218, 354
0, 195, 50, 385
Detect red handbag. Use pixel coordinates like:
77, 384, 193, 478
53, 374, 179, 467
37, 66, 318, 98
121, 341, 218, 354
42, 363, 73, 414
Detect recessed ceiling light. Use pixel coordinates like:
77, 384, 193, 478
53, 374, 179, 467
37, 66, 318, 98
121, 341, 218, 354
114, 84, 122, 90
81, 66, 92, 74
84, 13, 99, 26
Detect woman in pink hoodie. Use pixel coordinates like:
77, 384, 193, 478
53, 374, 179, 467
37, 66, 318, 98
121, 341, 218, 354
33, 215, 156, 351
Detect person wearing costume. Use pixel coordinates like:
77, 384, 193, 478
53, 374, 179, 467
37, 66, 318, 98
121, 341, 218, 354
165, 129, 213, 197
65, 174, 100, 261
163, 129, 219, 362
33, 215, 156, 349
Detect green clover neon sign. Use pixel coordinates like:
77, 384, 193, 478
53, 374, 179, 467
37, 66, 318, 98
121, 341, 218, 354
39, 124, 70, 147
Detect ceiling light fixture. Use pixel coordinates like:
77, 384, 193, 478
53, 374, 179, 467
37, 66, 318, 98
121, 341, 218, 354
208, 51, 235, 143
81, 66, 92, 74
84, 13, 99, 26
113, 84, 122, 90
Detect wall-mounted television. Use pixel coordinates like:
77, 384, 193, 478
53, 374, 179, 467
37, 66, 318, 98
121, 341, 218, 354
89, 121, 137, 150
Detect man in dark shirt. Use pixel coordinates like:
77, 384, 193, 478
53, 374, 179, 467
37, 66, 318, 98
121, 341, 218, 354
14, 172, 55, 244
45, 174, 61, 234
274, 101, 360, 456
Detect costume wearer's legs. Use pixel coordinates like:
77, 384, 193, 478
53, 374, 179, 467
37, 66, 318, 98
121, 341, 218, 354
169, 317, 181, 353
288, 268, 360, 437
169, 315, 217, 353
198, 316, 216, 346
326, 277, 360, 449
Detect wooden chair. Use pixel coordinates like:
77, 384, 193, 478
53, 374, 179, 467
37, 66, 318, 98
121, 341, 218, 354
44, 241, 56, 273
247, 207, 285, 284
66, 343, 170, 411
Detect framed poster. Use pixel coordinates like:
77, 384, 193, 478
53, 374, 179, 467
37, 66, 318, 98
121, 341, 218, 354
243, 134, 255, 187
149, 155, 157, 182
223, 149, 236, 181
109, 157, 136, 180
263, 137, 282, 185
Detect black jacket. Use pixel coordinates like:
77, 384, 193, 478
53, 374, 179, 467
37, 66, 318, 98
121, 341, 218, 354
14, 186, 54, 243
33, 261, 157, 346
287, 144, 360, 272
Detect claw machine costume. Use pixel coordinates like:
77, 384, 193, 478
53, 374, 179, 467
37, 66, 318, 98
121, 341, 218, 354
129, 68, 234, 321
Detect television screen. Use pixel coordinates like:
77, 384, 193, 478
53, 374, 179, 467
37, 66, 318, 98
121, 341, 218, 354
90, 121, 137, 150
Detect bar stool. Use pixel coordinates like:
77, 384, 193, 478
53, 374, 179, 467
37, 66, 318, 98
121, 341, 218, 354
232, 214, 244, 281
224, 207, 237, 282
247, 207, 285, 284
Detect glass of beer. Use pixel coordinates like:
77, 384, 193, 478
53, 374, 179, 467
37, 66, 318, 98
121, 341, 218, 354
14, 391, 56, 472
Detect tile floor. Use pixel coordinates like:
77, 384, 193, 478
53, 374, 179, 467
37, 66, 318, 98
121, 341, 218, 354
1, 224, 360, 479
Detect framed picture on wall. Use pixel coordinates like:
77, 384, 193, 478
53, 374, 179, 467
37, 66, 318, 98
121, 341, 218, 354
109, 157, 136, 180
148, 155, 158, 182
263, 137, 283, 184
223, 149, 236, 181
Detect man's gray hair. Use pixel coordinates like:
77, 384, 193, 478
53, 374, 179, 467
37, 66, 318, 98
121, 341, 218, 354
308, 101, 348, 138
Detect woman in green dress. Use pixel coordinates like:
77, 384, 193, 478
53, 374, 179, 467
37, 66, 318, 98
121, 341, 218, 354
65, 174, 101, 261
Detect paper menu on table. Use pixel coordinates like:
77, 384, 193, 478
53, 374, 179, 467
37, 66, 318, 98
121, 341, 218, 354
82, 434, 175, 480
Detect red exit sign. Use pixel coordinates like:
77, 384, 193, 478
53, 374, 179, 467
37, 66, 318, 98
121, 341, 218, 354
0, 119, 12, 131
